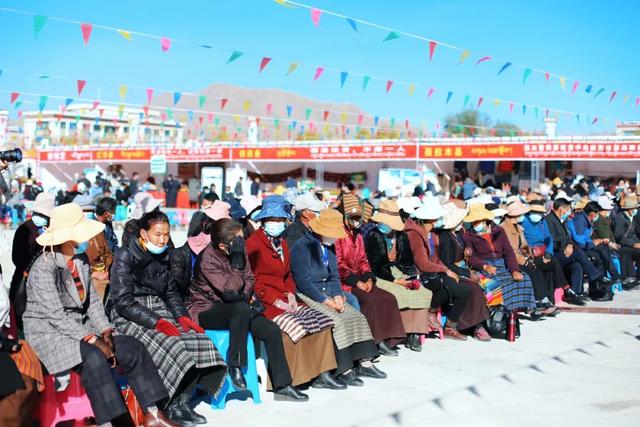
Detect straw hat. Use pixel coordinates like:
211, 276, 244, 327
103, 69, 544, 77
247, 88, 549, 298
370, 200, 404, 231
204, 200, 231, 221
187, 232, 211, 255
506, 200, 530, 217
464, 204, 495, 223
485, 203, 508, 218
573, 198, 589, 210
309, 209, 347, 239
32, 192, 55, 217
340, 193, 373, 221
620, 196, 640, 210
412, 202, 445, 220
132, 192, 162, 220
36, 203, 105, 247
442, 202, 468, 230
552, 177, 564, 187
528, 200, 547, 213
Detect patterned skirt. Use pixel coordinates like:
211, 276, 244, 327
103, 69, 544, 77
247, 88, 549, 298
272, 306, 334, 343
375, 267, 431, 309
112, 295, 227, 399
485, 259, 536, 311
297, 293, 373, 350
10, 340, 44, 392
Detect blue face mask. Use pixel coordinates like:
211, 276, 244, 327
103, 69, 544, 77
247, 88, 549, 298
561, 210, 572, 222
473, 223, 487, 233
434, 218, 445, 229
146, 241, 168, 255
376, 223, 393, 235
492, 217, 504, 226
74, 241, 89, 255
32, 214, 48, 228
263, 221, 286, 237
529, 213, 543, 223
517, 215, 526, 223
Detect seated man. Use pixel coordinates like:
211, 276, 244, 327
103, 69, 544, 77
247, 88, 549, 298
612, 196, 640, 286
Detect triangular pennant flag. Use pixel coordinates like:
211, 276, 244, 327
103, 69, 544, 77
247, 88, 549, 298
145, 88, 154, 104
198, 95, 206, 108
10, 92, 19, 104
446, 91, 453, 104
323, 110, 330, 121
340, 112, 347, 124
534, 106, 539, 117
428, 41, 437, 61
33, 15, 48, 39
593, 88, 605, 98
585, 84, 593, 93
259, 57, 272, 73
305, 108, 312, 120
143, 106, 149, 117
497, 62, 512, 76
188, 111, 194, 122
220, 98, 228, 110
346, 18, 360, 34
357, 114, 363, 125
522, 105, 527, 115
310, 8, 322, 27
427, 88, 435, 98
591, 117, 598, 125
226, 51, 243, 64
80, 23, 93, 45
374, 117, 380, 127
286, 105, 293, 118
117, 29, 132, 40
570, 80, 579, 94
576, 114, 580, 124
383, 31, 400, 42
463, 94, 470, 108
390, 118, 396, 128
119, 85, 128, 100
160, 38, 171, 52
166, 108, 173, 120
559, 76, 567, 90
522, 68, 533, 85
286, 63, 298, 75
38, 95, 48, 112
475, 56, 492, 65
385, 80, 394, 94
362, 76, 371, 91
493, 99, 501, 107
408, 84, 416, 96
76, 80, 87, 95
118, 105, 124, 119
459, 49, 471, 63
173, 92, 182, 105
509, 102, 514, 112
340, 71, 349, 88
623, 94, 630, 104
207, 112, 214, 123
313, 67, 324, 81
609, 91, 617, 104
477, 97, 484, 108
91, 101, 99, 110
274, 118, 280, 128
636, 97, 640, 108
65, 98, 74, 107
266, 104, 273, 115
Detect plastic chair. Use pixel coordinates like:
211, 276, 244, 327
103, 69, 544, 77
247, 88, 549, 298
204, 330, 261, 409
114, 205, 128, 222
166, 211, 179, 227
554, 288, 565, 306
39, 371, 94, 427
420, 308, 444, 344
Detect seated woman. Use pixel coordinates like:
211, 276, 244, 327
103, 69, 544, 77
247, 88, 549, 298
24, 203, 176, 427
436, 203, 491, 341
462, 204, 538, 317
110, 210, 227, 425
247, 196, 342, 390
502, 200, 560, 316
188, 218, 309, 402
335, 194, 406, 357
405, 203, 473, 341
363, 200, 431, 352
291, 209, 385, 386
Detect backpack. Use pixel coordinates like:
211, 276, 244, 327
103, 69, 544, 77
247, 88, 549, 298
485, 305, 521, 340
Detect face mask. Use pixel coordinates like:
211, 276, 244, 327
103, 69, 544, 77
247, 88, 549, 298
517, 215, 525, 223
263, 221, 286, 237
85, 213, 94, 220
561, 211, 572, 222
32, 214, 48, 228
434, 218, 445, 229
454, 224, 464, 232
347, 218, 361, 229
529, 213, 543, 223
473, 223, 487, 233
321, 237, 337, 247
492, 217, 504, 226
74, 241, 89, 255
376, 223, 393, 235
146, 241, 168, 255
629, 209, 638, 218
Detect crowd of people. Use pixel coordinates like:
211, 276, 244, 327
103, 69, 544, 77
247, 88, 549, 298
1, 168, 640, 427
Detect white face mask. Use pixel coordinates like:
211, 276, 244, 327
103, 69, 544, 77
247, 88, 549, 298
321, 237, 337, 247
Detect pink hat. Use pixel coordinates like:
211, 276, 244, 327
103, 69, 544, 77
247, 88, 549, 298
187, 232, 211, 255
240, 196, 262, 216
204, 200, 231, 221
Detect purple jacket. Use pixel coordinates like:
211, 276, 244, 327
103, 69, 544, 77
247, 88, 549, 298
462, 225, 521, 274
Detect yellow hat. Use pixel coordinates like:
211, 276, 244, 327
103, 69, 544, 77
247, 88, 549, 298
36, 203, 105, 247
463, 204, 494, 223
309, 209, 347, 239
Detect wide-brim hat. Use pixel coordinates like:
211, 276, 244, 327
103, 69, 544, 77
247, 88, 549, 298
573, 198, 589, 210
396, 197, 422, 213
132, 192, 162, 220
528, 200, 547, 213
309, 208, 347, 239
412, 202, 445, 220
294, 192, 326, 212
506, 200, 530, 217
485, 203, 508, 218
204, 200, 231, 221
187, 232, 211, 255
240, 196, 262, 217
620, 196, 640, 209
227, 199, 248, 220
36, 203, 105, 247
32, 192, 55, 217
596, 195, 614, 211
552, 177, 564, 187
370, 200, 404, 231
464, 204, 495, 223
254, 195, 290, 221
555, 191, 573, 203
442, 202, 468, 230
339, 193, 373, 222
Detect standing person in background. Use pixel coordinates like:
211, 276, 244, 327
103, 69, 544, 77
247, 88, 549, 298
234, 177, 244, 198
251, 177, 261, 196
128, 172, 140, 198
94, 197, 119, 253
198, 186, 211, 207
163, 175, 180, 208
285, 176, 297, 189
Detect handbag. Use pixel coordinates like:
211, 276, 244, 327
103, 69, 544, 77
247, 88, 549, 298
531, 245, 547, 258
248, 296, 265, 320
485, 305, 521, 340
121, 385, 145, 426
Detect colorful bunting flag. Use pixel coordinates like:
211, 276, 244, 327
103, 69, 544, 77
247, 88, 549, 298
559, 76, 566, 90
220, 98, 228, 110
91, 101, 99, 110
76, 80, 86, 96
475, 56, 491, 65
357, 114, 363, 125
226, 51, 243, 64
593, 88, 605, 98
65, 98, 74, 107
428, 41, 437, 62
310, 8, 322, 27
636, 97, 640, 108
623, 95, 630, 104
497, 62, 512, 76
408, 84, 416, 96
33, 15, 48, 39
427, 88, 435, 98
571, 80, 579, 94
198, 95, 206, 108
117, 29, 132, 40
534, 107, 539, 117
459, 50, 471, 64
477, 97, 484, 109
10, 92, 19, 104
80, 23, 93, 45
346, 18, 360, 34
585, 84, 593, 93
522, 68, 533, 85
266, 104, 273, 115
362, 76, 371, 92
609, 91, 617, 104
173, 92, 182, 105
383, 31, 400, 42
259, 57, 272, 73
463, 94, 470, 108
305, 108, 312, 120
143, 106, 149, 117
544, 72, 550, 81
286, 63, 298, 75
591, 117, 598, 125
243, 100, 252, 112
160, 38, 171, 52
493, 99, 500, 107
146, 88, 154, 104
286, 105, 293, 118
340, 71, 348, 88
509, 102, 514, 112
323, 110, 330, 121
522, 105, 527, 115
118, 85, 128, 100
446, 91, 453, 104
340, 112, 347, 124
313, 67, 324, 81
38, 95, 48, 112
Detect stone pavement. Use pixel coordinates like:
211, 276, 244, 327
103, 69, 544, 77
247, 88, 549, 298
2, 228, 639, 427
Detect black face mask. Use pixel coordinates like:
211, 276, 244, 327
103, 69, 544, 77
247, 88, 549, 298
228, 236, 246, 270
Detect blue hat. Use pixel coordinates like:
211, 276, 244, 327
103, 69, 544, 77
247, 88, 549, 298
254, 195, 290, 221
73, 194, 95, 211
227, 199, 247, 220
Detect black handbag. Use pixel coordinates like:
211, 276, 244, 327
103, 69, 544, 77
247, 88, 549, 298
485, 305, 521, 340
248, 296, 265, 320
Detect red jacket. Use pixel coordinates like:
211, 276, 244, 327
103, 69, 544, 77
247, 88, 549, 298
335, 228, 375, 292
246, 228, 298, 319
404, 219, 448, 274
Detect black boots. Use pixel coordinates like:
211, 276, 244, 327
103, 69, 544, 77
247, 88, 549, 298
228, 366, 247, 390
404, 334, 422, 352
311, 371, 347, 390
165, 393, 202, 427
273, 385, 309, 402
377, 340, 398, 357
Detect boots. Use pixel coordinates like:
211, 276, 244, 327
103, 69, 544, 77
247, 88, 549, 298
165, 396, 195, 427
404, 334, 422, 352
443, 320, 467, 340
178, 393, 207, 425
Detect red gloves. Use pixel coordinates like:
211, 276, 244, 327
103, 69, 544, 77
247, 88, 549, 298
155, 319, 181, 336
177, 316, 205, 334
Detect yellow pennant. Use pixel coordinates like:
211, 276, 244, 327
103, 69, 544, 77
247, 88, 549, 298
559, 76, 566, 91
408, 84, 416, 96
623, 95, 630, 104
118, 104, 124, 118
118, 85, 128, 100
233, 115, 240, 124
459, 50, 471, 63
286, 63, 298, 75
117, 29, 132, 40
493, 99, 501, 107
243, 100, 252, 112
340, 112, 347, 124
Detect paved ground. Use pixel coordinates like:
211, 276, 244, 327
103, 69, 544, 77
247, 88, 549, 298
3, 227, 639, 427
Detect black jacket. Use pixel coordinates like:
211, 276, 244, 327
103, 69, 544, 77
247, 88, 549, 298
283, 218, 310, 249
110, 238, 188, 329
169, 244, 193, 299
613, 211, 640, 248
363, 229, 416, 282
545, 211, 572, 254
10, 219, 42, 299
437, 229, 472, 278
188, 211, 205, 237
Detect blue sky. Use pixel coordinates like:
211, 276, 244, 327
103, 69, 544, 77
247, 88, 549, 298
0, 0, 638, 135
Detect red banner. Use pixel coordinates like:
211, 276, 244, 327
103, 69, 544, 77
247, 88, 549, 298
231, 143, 417, 161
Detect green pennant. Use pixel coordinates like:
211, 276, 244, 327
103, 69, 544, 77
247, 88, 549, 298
383, 31, 400, 42
226, 51, 243, 64
305, 108, 312, 120
166, 109, 173, 120
362, 76, 371, 92
198, 95, 206, 108
463, 94, 470, 108
390, 118, 396, 128
214, 118, 220, 127
33, 15, 48, 39
274, 119, 280, 128
522, 68, 533, 85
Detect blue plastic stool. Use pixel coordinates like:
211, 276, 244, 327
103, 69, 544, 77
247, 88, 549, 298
115, 205, 128, 222
204, 330, 261, 409
612, 256, 622, 275
166, 211, 179, 227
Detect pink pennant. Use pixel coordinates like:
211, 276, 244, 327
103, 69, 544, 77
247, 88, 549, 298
207, 113, 214, 123
310, 8, 322, 27
160, 37, 171, 52
77, 80, 86, 96
544, 72, 550, 81
266, 103, 273, 115
10, 92, 19, 104
220, 98, 228, 110
427, 88, 435, 98
609, 91, 617, 104
405, 119, 410, 129
91, 101, 99, 110
357, 114, 363, 125
571, 80, 579, 94
475, 56, 491, 65
477, 97, 484, 108
386, 80, 394, 94
636, 97, 640, 108
143, 106, 149, 117
17, 111, 22, 119
509, 102, 514, 113
428, 41, 437, 62
259, 57, 272, 73
313, 67, 325, 81
146, 88, 154, 104
81, 23, 93, 45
